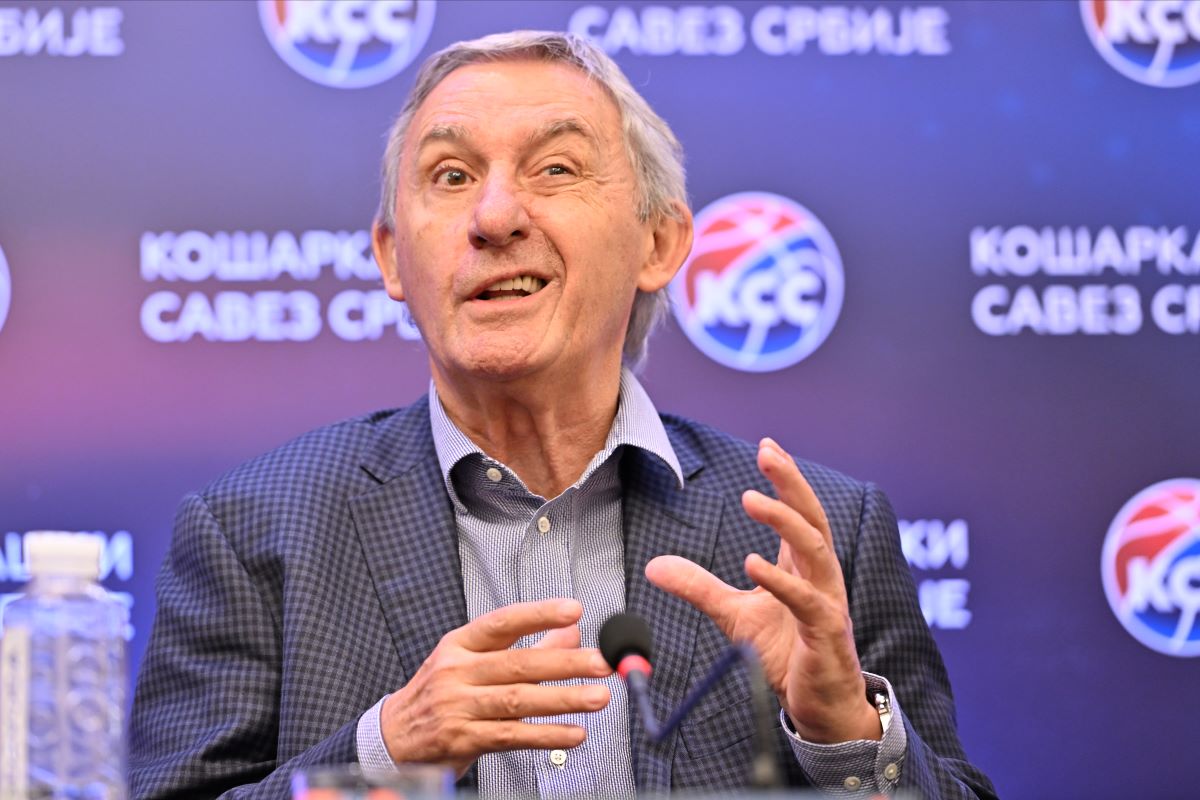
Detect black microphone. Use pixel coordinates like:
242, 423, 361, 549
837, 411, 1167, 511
599, 613, 782, 790
598, 612, 654, 682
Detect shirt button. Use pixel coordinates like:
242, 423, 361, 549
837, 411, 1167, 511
537, 516, 551, 534
549, 749, 567, 767
884, 762, 900, 781
486, 467, 502, 482
843, 776, 862, 790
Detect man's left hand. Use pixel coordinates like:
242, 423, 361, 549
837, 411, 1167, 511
645, 437, 881, 744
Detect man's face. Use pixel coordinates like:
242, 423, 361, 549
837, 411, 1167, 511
373, 59, 688, 386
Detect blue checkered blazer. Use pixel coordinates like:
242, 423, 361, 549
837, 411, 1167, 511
129, 398, 996, 799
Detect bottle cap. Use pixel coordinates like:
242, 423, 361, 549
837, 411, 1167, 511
24, 531, 103, 579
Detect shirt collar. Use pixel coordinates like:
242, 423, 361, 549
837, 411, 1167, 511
428, 366, 685, 504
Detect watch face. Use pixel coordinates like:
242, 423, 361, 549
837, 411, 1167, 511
873, 691, 892, 733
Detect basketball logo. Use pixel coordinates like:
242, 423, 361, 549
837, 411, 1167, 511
1101, 478, 1200, 656
669, 192, 843, 372
259, 0, 436, 89
1081, 0, 1200, 88
0, 244, 10, 335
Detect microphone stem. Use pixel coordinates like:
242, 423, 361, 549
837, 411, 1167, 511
624, 642, 782, 786
645, 645, 746, 742
626, 670, 661, 739
614, 623, 782, 786
627, 643, 781, 788
745, 645, 784, 790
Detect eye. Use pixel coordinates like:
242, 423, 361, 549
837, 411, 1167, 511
434, 167, 470, 187
544, 163, 574, 177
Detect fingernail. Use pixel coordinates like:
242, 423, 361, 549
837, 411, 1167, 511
584, 686, 608, 704
769, 438, 793, 459
558, 599, 579, 615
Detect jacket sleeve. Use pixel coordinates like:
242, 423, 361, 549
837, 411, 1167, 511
129, 492, 359, 800
847, 483, 998, 799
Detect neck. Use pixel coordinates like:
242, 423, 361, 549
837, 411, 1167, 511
432, 359, 624, 499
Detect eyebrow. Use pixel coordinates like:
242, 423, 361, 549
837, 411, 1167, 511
414, 118, 598, 158
415, 123, 472, 153
523, 118, 597, 152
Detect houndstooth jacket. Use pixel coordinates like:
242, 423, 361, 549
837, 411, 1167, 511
129, 397, 996, 799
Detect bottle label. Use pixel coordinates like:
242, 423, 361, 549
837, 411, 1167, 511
0, 627, 30, 799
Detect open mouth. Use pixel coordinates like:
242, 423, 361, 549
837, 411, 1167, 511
476, 275, 547, 301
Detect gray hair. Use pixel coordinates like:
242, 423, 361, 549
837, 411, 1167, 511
376, 30, 688, 368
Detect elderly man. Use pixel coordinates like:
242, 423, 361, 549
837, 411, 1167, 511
130, 31, 995, 800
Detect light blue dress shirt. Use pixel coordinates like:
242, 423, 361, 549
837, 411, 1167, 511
356, 369, 906, 797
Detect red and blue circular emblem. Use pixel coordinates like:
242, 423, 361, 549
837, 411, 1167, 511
1081, 0, 1200, 88
259, 0, 436, 89
669, 192, 844, 373
1101, 478, 1200, 657
0, 244, 10, 335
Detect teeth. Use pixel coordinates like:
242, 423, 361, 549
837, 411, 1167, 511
484, 276, 546, 294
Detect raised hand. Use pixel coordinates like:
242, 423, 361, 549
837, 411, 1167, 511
645, 438, 880, 744
379, 598, 613, 776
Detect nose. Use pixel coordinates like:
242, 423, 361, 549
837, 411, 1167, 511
469, 172, 530, 249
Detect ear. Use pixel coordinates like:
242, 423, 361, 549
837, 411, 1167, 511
637, 201, 694, 293
371, 220, 405, 302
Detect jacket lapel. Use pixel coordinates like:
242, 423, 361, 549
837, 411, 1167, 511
621, 436, 725, 794
347, 400, 482, 788
348, 399, 469, 702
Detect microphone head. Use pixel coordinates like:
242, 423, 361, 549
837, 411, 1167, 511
599, 613, 654, 670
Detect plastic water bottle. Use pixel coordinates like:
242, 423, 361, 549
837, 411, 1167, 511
0, 532, 128, 800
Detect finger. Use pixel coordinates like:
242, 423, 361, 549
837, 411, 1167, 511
453, 599, 582, 652
534, 623, 580, 650
645, 554, 741, 631
470, 648, 612, 685
744, 552, 826, 627
473, 682, 610, 720
742, 489, 841, 595
466, 720, 588, 753
758, 439, 834, 550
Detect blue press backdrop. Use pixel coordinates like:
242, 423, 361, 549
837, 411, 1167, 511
2, 1, 1198, 797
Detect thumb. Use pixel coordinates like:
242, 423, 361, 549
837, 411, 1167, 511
645, 555, 739, 632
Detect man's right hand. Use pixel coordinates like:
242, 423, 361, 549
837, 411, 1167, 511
379, 598, 613, 777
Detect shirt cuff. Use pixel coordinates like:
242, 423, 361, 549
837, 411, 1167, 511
780, 672, 907, 796
356, 694, 399, 772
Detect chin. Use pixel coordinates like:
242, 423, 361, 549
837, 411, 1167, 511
451, 343, 548, 383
